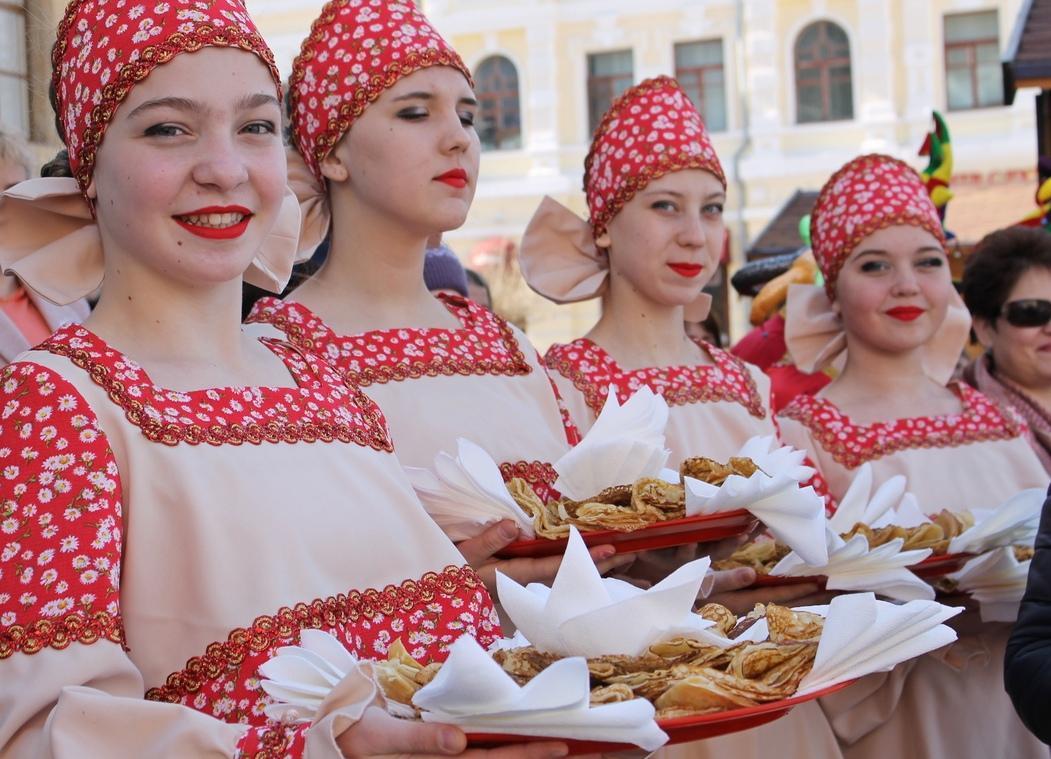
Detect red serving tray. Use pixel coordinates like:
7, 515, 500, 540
751, 552, 976, 587
496, 510, 757, 559
465, 679, 856, 754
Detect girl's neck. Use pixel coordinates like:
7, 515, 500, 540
822, 335, 961, 422
291, 196, 459, 335
586, 275, 707, 370
84, 272, 268, 389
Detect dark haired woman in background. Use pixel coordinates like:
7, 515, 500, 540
962, 226, 1051, 474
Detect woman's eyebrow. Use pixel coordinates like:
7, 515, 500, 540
125, 92, 278, 120
126, 96, 200, 119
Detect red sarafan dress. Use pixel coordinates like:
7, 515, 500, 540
247, 294, 578, 503
778, 386, 1049, 759
544, 337, 774, 466
0, 325, 499, 757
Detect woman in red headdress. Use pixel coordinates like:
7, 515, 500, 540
245, 1, 633, 585
520, 77, 778, 472
518, 76, 841, 759
0, 1, 571, 755
777, 154, 1047, 758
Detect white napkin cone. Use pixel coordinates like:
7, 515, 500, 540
553, 386, 671, 500
949, 488, 1044, 555
767, 466, 936, 601
405, 438, 535, 540
795, 593, 962, 695
413, 636, 668, 751
715, 593, 961, 693
684, 436, 828, 566
826, 464, 907, 535
497, 526, 724, 657
949, 547, 1032, 622
772, 534, 935, 602
259, 629, 371, 722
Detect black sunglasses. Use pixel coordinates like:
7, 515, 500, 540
1002, 299, 1051, 328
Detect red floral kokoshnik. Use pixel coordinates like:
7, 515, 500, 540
51, 0, 281, 195
584, 76, 726, 238
810, 154, 946, 296
288, 0, 472, 182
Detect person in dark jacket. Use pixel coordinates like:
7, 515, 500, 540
1006, 483, 1051, 743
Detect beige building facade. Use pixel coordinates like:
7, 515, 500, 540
3, 0, 1042, 345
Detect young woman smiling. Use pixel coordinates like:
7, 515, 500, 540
778, 154, 1047, 759
246, 1, 632, 588
523, 78, 774, 470
0, 2, 567, 756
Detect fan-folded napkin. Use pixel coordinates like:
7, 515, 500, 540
496, 526, 723, 657
684, 436, 828, 566
405, 438, 535, 540
553, 387, 670, 500
413, 635, 668, 751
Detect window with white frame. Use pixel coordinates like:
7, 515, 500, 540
0, 0, 29, 136
587, 50, 633, 135
794, 20, 854, 123
944, 10, 1002, 110
674, 39, 727, 131
475, 55, 522, 151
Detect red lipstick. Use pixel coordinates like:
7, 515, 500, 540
886, 306, 926, 322
668, 263, 705, 278
173, 205, 252, 240
435, 169, 469, 189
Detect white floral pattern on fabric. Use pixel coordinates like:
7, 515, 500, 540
38, 325, 394, 451
584, 76, 726, 237
0, 362, 124, 657
778, 382, 1029, 471
1, 344, 501, 755
810, 154, 945, 296
247, 295, 533, 389
52, 0, 280, 194
545, 337, 766, 419
146, 566, 498, 729
288, 0, 471, 181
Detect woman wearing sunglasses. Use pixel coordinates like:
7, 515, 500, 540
962, 226, 1051, 474
776, 154, 1048, 759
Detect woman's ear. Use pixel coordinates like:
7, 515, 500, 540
972, 316, 997, 349
319, 151, 350, 183
595, 231, 611, 249
86, 178, 97, 200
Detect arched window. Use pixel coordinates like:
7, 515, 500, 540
794, 21, 854, 123
475, 56, 521, 151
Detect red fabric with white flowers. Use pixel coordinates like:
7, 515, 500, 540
779, 382, 1028, 471
584, 76, 726, 237
0, 328, 500, 752
810, 153, 945, 296
545, 337, 766, 419
52, 0, 280, 194
288, 0, 471, 181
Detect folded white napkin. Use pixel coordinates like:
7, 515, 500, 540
772, 534, 935, 602
405, 438, 535, 541
413, 635, 668, 751
795, 593, 962, 695
684, 436, 828, 566
553, 387, 671, 500
949, 547, 1032, 623
870, 492, 930, 530
497, 526, 723, 657
949, 489, 1044, 555
259, 629, 372, 722
826, 464, 907, 535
